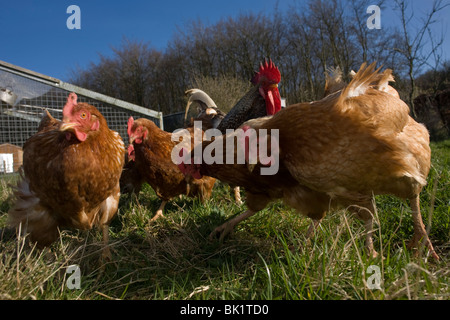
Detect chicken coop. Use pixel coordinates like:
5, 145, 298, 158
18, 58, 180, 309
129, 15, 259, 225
0, 60, 164, 174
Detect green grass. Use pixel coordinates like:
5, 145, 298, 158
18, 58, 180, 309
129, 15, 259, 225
0, 141, 449, 300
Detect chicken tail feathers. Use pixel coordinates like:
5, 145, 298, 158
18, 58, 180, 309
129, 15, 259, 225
374, 69, 394, 91
7, 170, 59, 247
339, 62, 382, 101
373, 69, 400, 98
324, 66, 345, 96
339, 62, 399, 104
325, 66, 343, 82
184, 89, 220, 124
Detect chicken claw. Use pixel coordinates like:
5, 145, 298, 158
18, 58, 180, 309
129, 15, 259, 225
149, 200, 167, 223
209, 221, 235, 243
233, 187, 243, 206
209, 209, 256, 242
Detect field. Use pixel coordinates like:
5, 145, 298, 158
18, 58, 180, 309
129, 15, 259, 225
0, 140, 449, 301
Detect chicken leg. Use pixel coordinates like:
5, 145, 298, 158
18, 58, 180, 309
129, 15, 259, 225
347, 201, 378, 258
150, 200, 167, 222
233, 186, 243, 205
98, 190, 120, 262
407, 196, 439, 260
101, 224, 112, 261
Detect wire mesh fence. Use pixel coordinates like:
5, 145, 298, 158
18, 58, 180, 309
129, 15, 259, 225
163, 111, 185, 133
0, 60, 163, 174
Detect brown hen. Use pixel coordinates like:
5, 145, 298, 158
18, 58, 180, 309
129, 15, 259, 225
8, 93, 125, 259
126, 117, 216, 221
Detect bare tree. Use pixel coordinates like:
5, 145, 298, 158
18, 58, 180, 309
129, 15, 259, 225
69, 0, 448, 123
69, 37, 162, 110
393, 0, 449, 117
190, 74, 251, 114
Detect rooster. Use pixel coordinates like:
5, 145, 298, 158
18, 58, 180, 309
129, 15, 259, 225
179, 62, 438, 260
183, 59, 282, 205
184, 89, 242, 205
184, 88, 243, 205
184, 59, 282, 132
8, 93, 125, 260
125, 117, 216, 221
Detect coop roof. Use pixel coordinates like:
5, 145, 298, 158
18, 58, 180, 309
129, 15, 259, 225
0, 60, 163, 128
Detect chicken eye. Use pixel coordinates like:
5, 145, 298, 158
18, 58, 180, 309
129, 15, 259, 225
80, 112, 87, 119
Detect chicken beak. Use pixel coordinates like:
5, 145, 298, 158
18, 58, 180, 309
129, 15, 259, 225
60, 122, 77, 132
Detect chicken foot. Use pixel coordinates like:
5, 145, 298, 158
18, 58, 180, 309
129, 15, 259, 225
407, 196, 439, 260
150, 200, 167, 222
209, 209, 256, 243
233, 186, 243, 206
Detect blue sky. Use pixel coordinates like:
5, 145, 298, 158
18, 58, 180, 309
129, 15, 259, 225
1, 0, 449, 81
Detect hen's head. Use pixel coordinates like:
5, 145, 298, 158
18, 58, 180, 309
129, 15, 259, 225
60, 93, 103, 142
127, 117, 149, 145
252, 59, 282, 115
127, 117, 149, 161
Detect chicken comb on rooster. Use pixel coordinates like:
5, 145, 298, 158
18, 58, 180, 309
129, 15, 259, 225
252, 59, 281, 85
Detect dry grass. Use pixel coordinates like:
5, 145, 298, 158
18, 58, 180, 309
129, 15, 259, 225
189, 74, 252, 114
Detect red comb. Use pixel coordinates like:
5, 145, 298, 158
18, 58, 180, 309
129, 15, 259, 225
68, 92, 78, 104
252, 59, 281, 85
127, 117, 134, 137
62, 92, 78, 118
